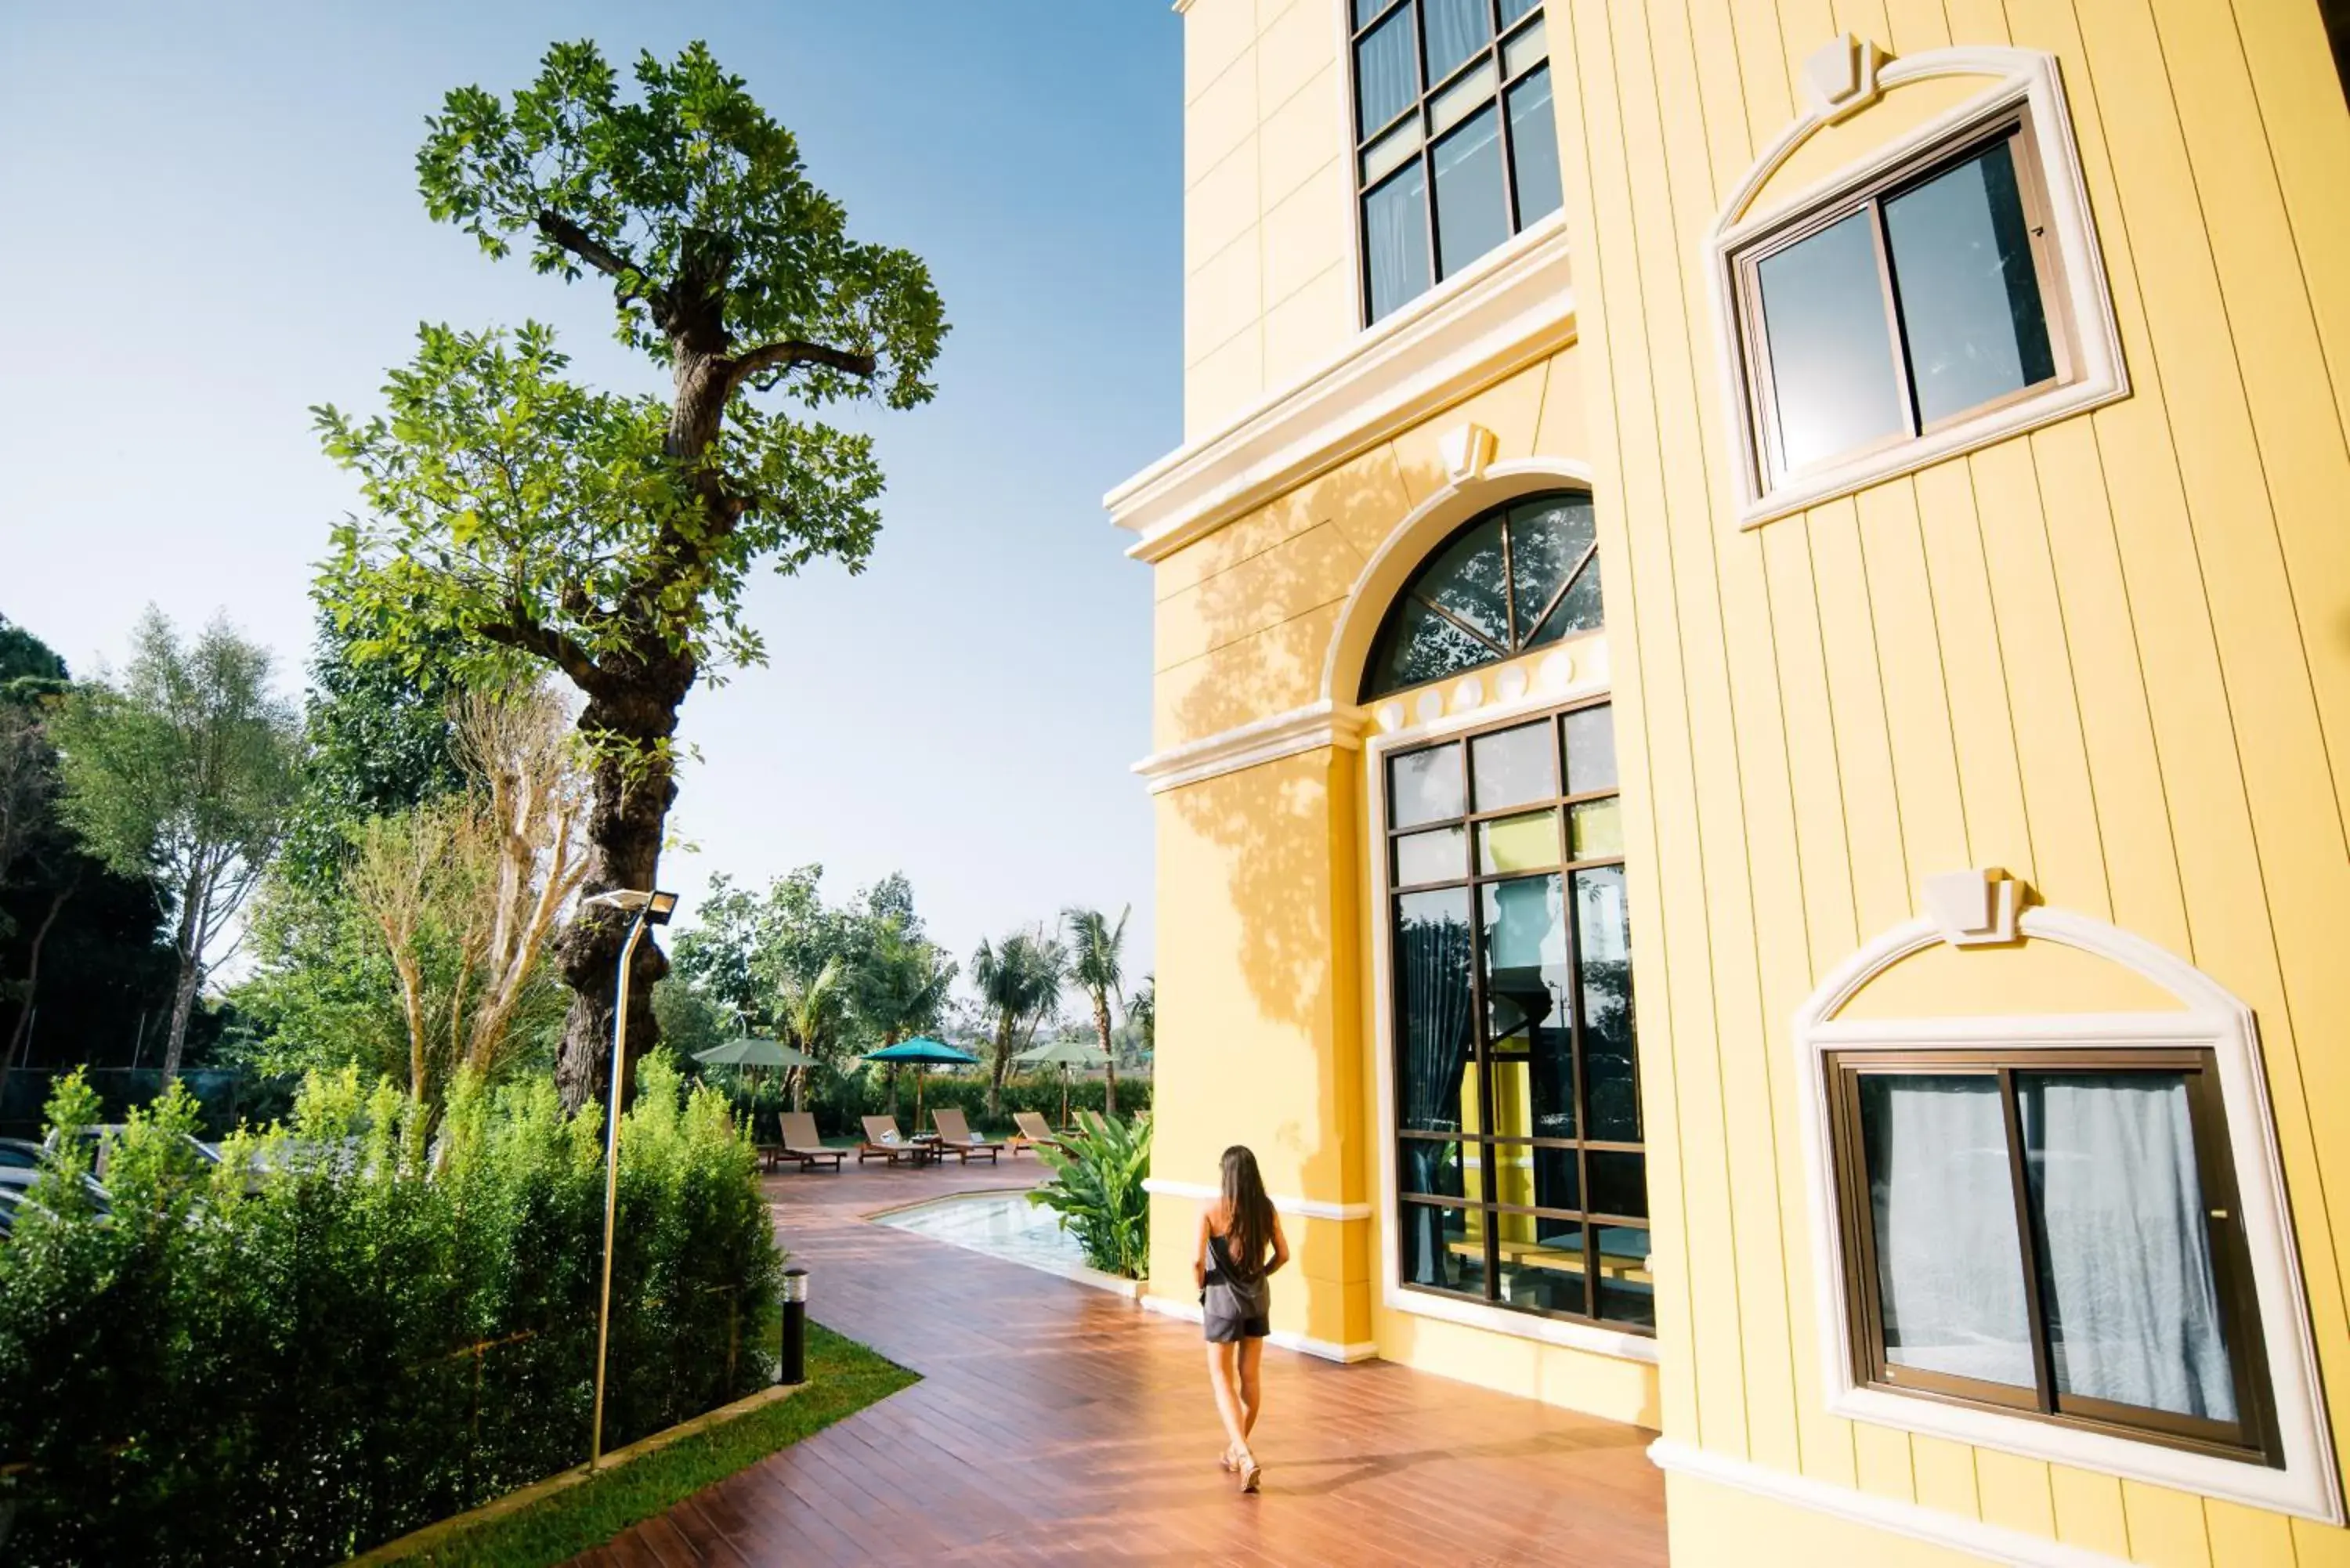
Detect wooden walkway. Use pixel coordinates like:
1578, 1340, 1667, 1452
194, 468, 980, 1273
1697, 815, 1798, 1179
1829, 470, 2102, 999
573, 1158, 1668, 1567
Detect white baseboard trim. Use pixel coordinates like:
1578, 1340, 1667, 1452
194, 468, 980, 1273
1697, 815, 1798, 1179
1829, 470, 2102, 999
1140, 1292, 1380, 1364
1648, 1438, 2131, 1568
1142, 1176, 1372, 1223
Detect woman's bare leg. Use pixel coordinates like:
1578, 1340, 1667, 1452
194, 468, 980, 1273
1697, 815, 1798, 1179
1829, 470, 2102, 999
1206, 1341, 1251, 1460
1237, 1337, 1265, 1443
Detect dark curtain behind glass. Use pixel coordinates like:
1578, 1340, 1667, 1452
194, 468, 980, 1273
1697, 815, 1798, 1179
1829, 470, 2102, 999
1398, 907, 1476, 1284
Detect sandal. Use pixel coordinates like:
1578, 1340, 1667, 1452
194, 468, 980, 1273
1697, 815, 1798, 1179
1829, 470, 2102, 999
1219, 1445, 1240, 1472
1239, 1454, 1263, 1494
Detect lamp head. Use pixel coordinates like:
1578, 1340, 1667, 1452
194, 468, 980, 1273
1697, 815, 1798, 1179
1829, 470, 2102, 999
583, 888, 680, 926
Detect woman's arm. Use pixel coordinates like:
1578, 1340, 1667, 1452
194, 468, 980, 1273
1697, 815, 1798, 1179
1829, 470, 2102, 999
1265, 1210, 1291, 1277
1193, 1206, 1213, 1290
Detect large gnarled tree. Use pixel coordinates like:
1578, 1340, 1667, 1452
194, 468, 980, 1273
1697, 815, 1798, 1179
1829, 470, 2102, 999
316, 42, 945, 1110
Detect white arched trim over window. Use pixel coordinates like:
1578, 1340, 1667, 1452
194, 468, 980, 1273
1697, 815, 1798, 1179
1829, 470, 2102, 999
1792, 901, 2342, 1523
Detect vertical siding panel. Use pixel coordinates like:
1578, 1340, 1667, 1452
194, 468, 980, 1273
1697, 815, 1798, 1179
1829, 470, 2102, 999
1637, 0, 1806, 1478
1854, 483, 1972, 884
1554, 0, 1715, 1448
1806, 500, 1912, 935
2049, 1463, 2134, 1559
1975, 1448, 2059, 1540
2121, 1479, 2216, 1568
1910, 1433, 1982, 1522
2204, 1499, 2299, 1568
2025, 421, 2191, 956
1908, 464, 2033, 876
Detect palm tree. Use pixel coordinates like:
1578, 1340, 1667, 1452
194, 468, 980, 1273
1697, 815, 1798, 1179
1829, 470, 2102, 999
971, 928, 1065, 1118
1126, 974, 1155, 1060
847, 918, 956, 1115
775, 956, 843, 1111
1064, 905, 1130, 1117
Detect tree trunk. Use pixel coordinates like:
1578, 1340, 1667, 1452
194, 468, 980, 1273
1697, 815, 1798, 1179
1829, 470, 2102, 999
160, 880, 208, 1082
551, 677, 687, 1115
0, 880, 72, 1107
1094, 995, 1119, 1119
987, 1020, 1014, 1118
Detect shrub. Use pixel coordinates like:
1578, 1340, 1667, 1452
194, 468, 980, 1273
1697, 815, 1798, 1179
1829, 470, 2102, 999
1028, 1111, 1152, 1279
0, 1056, 781, 1567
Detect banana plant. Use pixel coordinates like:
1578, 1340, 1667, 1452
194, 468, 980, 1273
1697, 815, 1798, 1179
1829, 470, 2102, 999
1028, 1110, 1152, 1279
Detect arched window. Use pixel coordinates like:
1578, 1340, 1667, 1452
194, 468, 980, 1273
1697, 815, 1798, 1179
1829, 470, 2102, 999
1361, 490, 1601, 701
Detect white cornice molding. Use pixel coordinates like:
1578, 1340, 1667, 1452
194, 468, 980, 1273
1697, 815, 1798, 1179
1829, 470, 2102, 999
1142, 1176, 1371, 1222
1130, 700, 1365, 794
1649, 1440, 2129, 1567
1106, 218, 1574, 565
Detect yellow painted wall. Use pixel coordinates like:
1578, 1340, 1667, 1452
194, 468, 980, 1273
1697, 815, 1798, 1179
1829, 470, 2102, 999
1181, 0, 1358, 439
1549, 0, 2350, 1563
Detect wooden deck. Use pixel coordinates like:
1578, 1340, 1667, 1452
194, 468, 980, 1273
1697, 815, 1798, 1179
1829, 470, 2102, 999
572, 1158, 1668, 1566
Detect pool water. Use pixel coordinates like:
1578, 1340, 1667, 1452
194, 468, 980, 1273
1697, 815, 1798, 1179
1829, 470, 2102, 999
873, 1189, 1093, 1277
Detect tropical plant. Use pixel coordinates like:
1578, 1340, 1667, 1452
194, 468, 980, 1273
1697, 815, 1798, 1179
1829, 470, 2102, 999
46, 609, 304, 1078
971, 928, 1064, 1118
1126, 973, 1155, 1060
316, 40, 946, 1113
1029, 1110, 1153, 1280
844, 916, 955, 1114
774, 955, 843, 1111
1064, 905, 1130, 1116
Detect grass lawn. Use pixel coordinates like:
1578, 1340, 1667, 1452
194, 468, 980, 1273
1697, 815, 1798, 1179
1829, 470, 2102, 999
374, 1322, 915, 1567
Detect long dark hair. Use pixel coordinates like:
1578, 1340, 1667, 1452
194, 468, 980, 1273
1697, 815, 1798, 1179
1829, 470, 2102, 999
1217, 1145, 1274, 1280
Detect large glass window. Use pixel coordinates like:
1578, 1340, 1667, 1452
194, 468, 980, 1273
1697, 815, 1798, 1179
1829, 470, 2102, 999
1732, 113, 2071, 487
1389, 699, 1649, 1331
1351, 0, 1563, 324
1825, 1048, 2279, 1461
1361, 491, 1602, 700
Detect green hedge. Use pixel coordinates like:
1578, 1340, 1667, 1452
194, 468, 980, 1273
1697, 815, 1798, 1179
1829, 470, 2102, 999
0, 1056, 782, 1566
797, 1068, 1150, 1143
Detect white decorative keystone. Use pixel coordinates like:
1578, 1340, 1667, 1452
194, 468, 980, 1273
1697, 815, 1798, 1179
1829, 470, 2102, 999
1439, 421, 1498, 486
1801, 33, 1889, 124
1922, 868, 2023, 947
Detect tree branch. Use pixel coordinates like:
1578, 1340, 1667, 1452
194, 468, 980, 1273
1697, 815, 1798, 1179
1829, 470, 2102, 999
722, 339, 877, 395
479, 605, 602, 693
533, 210, 663, 319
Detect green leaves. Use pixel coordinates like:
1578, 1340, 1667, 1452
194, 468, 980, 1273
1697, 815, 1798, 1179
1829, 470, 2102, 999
1030, 1111, 1153, 1280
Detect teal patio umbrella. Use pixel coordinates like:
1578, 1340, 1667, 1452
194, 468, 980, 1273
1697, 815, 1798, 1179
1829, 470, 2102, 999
1012, 1036, 1108, 1129
862, 1036, 982, 1126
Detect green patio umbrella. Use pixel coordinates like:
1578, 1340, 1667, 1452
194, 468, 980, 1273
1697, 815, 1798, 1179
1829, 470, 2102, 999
862, 1037, 982, 1127
1012, 1036, 1108, 1129
695, 1037, 818, 1070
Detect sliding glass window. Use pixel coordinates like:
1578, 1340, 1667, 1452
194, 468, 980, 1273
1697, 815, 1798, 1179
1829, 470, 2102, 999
1351, 0, 1563, 324
1389, 698, 1650, 1331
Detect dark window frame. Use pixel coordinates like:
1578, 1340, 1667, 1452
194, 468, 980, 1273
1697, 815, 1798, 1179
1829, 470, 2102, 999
1821, 1045, 2282, 1465
1348, 0, 1560, 325
1385, 695, 1650, 1334
1729, 106, 2078, 490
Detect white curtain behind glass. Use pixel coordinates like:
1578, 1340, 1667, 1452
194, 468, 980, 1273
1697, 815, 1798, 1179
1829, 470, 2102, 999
1864, 1076, 2037, 1388
2019, 1074, 2237, 1420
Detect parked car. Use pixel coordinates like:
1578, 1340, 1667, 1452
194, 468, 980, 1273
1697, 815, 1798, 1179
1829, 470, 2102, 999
42, 1125, 219, 1180
0, 1138, 45, 1172
0, 1166, 111, 1234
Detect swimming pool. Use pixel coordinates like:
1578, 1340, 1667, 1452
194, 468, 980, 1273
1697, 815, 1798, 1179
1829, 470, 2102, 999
871, 1189, 1141, 1295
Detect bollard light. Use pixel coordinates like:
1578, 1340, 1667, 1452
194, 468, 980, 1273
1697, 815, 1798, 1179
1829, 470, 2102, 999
779, 1266, 809, 1386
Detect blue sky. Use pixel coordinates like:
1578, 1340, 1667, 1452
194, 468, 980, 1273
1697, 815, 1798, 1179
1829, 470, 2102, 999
0, 2, 1178, 992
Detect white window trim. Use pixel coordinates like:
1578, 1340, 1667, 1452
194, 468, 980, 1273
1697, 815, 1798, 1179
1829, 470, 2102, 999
1708, 45, 2128, 529
1791, 905, 2344, 1524
1364, 674, 1659, 1366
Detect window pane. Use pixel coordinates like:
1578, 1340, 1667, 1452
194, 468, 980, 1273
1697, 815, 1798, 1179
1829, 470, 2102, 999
1568, 797, 1623, 858
1433, 103, 1509, 280
1596, 1226, 1657, 1327
1361, 117, 1423, 186
1390, 743, 1465, 828
1857, 1074, 2037, 1389
1365, 164, 1433, 322
1481, 875, 1574, 1142
1430, 59, 1497, 136
1883, 138, 2057, 426
1574, 866, 1640, 1141
1563, 703, 1618, 793
1417, 515, 1512, 647
1395, 887, 1477, 1136
1756, 210, 1907, 472
1394, 824, 1466, 885
1372, 596, 1488, 695
1355, 0, 1401, 28
1399, 1199, 1487, 1293
1534, 1143, 1579, 1208
1479, 810, 1560, 873
1500, 1217, 1588, 1313
1472, 721, 1556, 809
1529, 555, 1603, 645
1498, 0, 1541, 25
1506, 65, 1564, 226
2017, 1072, 2239, 1422
1422, 0, 1492, 81
1588, 1151, 1647, 1219
1398, 1136, 1472, 1199
1356, 6, 1420, 137
1506, 493, 1594, 645
1502, 16, 1548, 79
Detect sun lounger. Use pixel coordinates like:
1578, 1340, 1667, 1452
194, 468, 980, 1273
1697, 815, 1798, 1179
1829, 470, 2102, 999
931, 1107, 1003, 1165
859, 1116, 934, 1166
776, 1113, 844, 1172
1010, 1111, 1066, 1156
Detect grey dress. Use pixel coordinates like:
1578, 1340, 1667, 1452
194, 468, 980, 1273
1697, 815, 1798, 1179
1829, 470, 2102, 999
1202, 1229, 1271, 1343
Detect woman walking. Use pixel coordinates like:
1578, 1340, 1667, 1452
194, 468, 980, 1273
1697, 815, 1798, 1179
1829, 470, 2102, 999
1195, 1144, 1288, 1494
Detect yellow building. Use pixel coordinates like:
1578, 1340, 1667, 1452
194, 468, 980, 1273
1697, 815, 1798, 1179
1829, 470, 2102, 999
1108, 0, 2350, 1562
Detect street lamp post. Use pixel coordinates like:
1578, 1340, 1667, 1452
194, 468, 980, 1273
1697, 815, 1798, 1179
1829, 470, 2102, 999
582, 886, 678, 1471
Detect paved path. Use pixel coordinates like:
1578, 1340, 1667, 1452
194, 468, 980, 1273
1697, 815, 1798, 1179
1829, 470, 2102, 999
572, 1154, 1668, 1567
